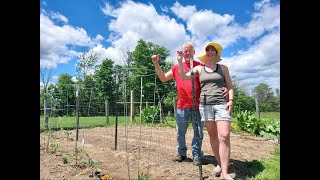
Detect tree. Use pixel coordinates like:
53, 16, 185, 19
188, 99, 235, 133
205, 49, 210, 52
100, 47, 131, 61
94, 58, 117, 115
40, 65, 53, 129
55, 73, 76, 116
231, 76, 255, 114
252, 83, 276, 112
129, 39, 172, 113
76, 50, 99, 79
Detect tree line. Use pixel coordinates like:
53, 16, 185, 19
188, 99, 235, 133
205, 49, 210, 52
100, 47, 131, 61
40, 39, 280, 118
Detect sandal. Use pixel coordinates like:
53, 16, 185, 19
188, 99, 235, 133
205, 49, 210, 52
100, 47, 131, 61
213, 165, 222, 176
219, 173, 235, 180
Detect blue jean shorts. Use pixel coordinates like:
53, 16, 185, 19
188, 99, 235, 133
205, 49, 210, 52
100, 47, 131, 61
199, 104, 231, 121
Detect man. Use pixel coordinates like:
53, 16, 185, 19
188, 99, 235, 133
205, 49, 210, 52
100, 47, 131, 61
151, 42, 227, 166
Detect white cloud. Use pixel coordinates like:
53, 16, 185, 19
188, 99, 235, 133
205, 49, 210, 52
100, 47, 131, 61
101, 1, 116, 17
241, 0, 280, 40
101, 0, 189, 64
50, 12, 68, 23
222, 31, 280, 93
40, 10, 99, 68
170, 2, 196, 20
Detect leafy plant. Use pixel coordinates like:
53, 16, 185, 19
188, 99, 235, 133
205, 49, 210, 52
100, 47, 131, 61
64, 130, 72, 140
62, 157, 68, 164
138, 172, 152, 180
141, 106, 160, 123
50, 143, 60, 154
235, 110, 280, 140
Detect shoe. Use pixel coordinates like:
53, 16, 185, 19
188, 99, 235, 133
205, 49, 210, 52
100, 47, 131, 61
213, 165, 222, 176
193, 157, 201, 166
172, 154, 186, 162
219, 173, 235, 180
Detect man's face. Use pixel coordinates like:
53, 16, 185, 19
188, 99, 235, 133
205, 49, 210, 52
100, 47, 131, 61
183, 44, 195, 60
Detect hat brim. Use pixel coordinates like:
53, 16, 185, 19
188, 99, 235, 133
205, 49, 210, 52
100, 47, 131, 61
198, 54, 222, 63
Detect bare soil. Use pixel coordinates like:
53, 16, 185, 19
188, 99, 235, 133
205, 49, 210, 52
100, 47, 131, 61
40, 126, 278, 180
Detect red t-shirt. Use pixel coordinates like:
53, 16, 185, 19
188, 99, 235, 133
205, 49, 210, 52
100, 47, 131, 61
171, 60, 204, 109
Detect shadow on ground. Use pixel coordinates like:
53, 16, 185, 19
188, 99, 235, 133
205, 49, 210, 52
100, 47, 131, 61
201, 155, 264, 180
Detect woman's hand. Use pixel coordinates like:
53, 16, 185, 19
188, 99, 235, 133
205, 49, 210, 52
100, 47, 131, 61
222, 87, 229, 99
226, 101, 233, 116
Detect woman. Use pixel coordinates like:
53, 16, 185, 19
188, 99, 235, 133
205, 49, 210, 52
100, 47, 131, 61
177, 42, 234, 180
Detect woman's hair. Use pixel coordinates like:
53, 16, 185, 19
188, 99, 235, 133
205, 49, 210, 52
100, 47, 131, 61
205, 45, 217, 53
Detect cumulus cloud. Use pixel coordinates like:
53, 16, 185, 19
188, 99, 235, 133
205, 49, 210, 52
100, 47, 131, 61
222, 31, 280, 93
101, 0, 189, 64
40, 10, 100, 68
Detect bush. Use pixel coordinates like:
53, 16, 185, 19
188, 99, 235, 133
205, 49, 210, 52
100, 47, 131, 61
235, 110, 280, 140
141, 106, 160, 124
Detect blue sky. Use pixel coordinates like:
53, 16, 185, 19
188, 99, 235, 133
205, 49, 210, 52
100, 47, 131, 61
40, 0, 280, 94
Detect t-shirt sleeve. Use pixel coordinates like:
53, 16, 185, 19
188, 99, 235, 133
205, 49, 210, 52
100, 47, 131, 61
171, 64, 177, 79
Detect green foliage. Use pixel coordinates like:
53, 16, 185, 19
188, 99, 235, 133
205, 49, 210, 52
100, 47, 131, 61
128, 39, 173, 109
50, 143, 60, 154
141, 106, 160, 123
76, 50, 98, 79
235, 110, 280, 140
94, 59, 115, 102
62, 157, 69, 164
252, 83, 279, 112
236, 110, 262, 135
138, 173, 152, 180
258, 119, 280, 140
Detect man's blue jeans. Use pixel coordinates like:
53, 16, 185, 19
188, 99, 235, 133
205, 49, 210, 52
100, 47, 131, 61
176, 108, 204, 158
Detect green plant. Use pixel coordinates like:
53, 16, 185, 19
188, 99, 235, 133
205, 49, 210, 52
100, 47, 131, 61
64, 130, 72, 140
235, 110, 280, 140
138, 172, 152, 180
259, 118, 280, 140
82, 151, 103, 177
141, 106, 160, 124
50, 143, 60, 154
236, 110, 262, 135
62, 157, 68, 164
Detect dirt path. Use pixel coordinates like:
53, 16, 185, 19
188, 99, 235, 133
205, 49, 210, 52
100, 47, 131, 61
40, 126, 278, 180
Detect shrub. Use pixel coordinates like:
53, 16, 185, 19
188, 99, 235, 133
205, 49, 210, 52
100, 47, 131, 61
235, 110, 280, 140
141, 106, 160, 123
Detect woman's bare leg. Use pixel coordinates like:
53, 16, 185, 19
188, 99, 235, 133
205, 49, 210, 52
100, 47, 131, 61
205, 121, 221, 166
217, 120, 232, 178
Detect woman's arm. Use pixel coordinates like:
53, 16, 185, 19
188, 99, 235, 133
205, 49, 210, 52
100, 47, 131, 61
221, 64, 234, 115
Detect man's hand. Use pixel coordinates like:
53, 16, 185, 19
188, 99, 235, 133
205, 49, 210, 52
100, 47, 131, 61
176, 50, 184, 64
151, 55, 160, 64
222, 87, 229, 100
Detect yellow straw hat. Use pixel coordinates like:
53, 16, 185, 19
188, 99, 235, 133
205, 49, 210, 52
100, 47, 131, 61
197, 42, 223, 63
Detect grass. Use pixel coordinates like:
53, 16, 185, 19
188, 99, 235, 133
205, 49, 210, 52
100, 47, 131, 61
40, 115, 177, 132
246, 145, 280, 180
254, 112, 280, 119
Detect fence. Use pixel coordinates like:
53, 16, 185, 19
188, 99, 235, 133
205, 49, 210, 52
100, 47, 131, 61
40, 72, 207, 179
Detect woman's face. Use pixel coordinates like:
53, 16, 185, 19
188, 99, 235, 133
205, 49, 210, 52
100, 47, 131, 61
205, 46, 218, 58
205, 45, 221, 63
